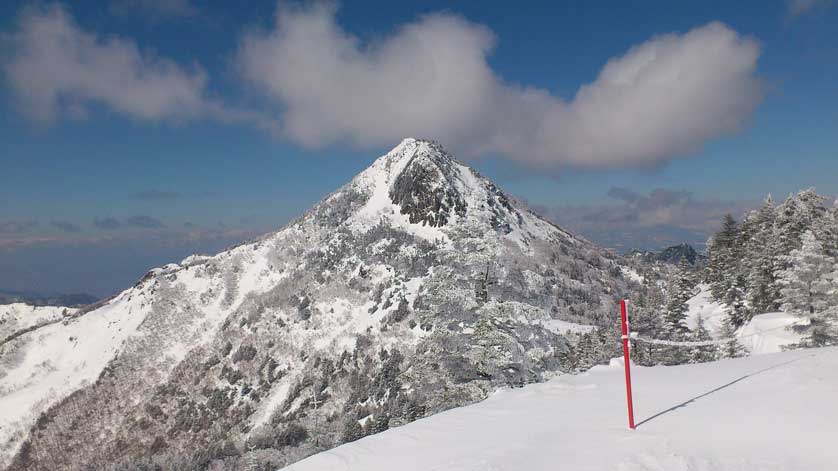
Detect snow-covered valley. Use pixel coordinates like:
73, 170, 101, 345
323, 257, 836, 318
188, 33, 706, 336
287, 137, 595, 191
285, 346, 838, 471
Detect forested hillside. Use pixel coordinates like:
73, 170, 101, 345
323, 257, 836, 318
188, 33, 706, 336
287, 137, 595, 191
617, 189, 838, 368
704, 189, 838, 346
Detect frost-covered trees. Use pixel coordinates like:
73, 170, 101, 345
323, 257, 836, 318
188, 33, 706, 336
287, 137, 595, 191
777, 231, 838, 346
707, 214, 740, 300
744, 196, 779, 316
663, 257, 695, 333
717, 320, 746, 359
778, 231, 835, 315
773, 189, 826, 259
689, 316, 717, 363
628, 288, 665, 366
699, 189, 838, 348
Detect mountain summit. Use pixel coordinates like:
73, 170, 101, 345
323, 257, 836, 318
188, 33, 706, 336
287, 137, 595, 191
1, 139, 630, 470
330, 138, 556, 239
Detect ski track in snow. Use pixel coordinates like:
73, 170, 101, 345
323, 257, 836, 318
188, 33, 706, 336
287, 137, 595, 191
284, 347, 838, 471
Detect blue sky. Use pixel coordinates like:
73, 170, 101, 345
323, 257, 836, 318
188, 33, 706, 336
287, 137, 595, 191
1, 0, 837, 297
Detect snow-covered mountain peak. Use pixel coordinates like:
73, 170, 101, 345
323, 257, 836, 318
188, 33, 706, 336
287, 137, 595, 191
1, 138, 626, 471
339, 138, 559, 246
353, 138, 464, 198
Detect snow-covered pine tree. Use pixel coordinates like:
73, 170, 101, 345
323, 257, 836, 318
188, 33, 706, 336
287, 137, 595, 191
708, 214, 741, 300
744, 195, 779, 316
658, 257, 696, 365
689, 316, 717, 363
724, 275, 749, 327
628, 288, 665, 366
777, 230, 838, 346
717, 320, 746, 359
664, 256, 694, 333
813, 199, 838, 258
773, 189, 827, 269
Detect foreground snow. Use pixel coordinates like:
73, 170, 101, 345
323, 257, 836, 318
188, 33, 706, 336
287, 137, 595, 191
285, 347, 838, 471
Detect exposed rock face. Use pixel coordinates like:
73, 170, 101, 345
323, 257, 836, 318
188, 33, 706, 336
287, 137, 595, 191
1, 138, 630, 471
389, 145, 467, 227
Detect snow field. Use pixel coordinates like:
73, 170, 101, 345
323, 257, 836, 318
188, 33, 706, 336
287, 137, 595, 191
285, 347, 838, 471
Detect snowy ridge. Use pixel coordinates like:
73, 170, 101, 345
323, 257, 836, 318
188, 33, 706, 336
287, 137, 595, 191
0, 303, 76, 342
0, 237, 293, 465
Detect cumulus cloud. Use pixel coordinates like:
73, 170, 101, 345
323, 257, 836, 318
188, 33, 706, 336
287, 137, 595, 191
2, 5, 274, 128
531, 188, 755, 250
238, 4, 764, 172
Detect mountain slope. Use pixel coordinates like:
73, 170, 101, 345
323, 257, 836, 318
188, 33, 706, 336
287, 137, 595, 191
286, 347, 838, 471
0, 303, 77, 342
1, 139, 630, 470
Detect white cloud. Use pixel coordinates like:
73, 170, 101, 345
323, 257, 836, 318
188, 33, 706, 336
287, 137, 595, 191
239, 4, 763, 172
2, 4, 273, 128
531, 188, 757, 250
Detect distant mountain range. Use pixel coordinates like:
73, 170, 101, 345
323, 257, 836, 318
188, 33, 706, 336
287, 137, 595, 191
626, 243, 706, 266
0, 289, 97, 307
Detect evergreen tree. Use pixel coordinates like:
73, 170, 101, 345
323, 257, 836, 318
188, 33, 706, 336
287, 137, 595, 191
689, 316, 717, 363
773, 189, 826, 268
663, 257, 694, 333
717, 320, 746, 359
707, 214, 741, 300
813, 199, 838, 258
777, 231, 838, 346
744, 195, 779, 315
724, 275, 749, 327
656, 257, 696, 365
628, 289, 665, 366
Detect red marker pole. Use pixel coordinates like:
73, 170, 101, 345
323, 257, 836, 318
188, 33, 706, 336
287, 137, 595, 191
620, 299, 636, 430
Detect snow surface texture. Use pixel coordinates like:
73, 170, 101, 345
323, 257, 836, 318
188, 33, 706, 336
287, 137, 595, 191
285, 347, 838, 471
